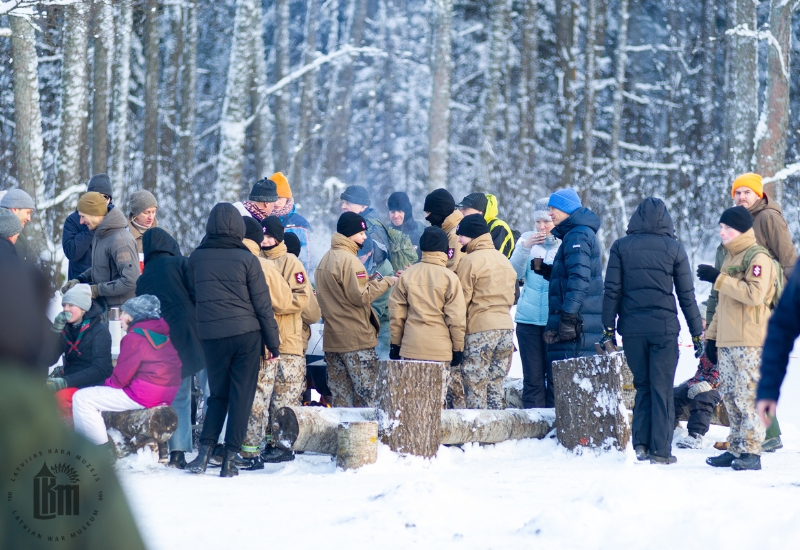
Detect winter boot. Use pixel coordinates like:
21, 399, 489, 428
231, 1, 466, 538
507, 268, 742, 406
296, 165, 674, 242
649, 454, 677, 465
186, 444, 214, 474
634, 445, 649, 461
220, 450, 239, 478
706, 451, 736, 468
208, 443, 225, 467
761, 436, 783, 453
157, 442, 170, 464
261, 445, 295, 464
676, 433, 703, 449
168, 451, 187, 469
731, 453, 761, 471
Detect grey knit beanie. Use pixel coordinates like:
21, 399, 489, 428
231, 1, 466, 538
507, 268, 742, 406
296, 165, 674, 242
87, 174, 113, 198
0, 188, 35, 210
128, 189, 158, 219
533, 198, 551, 221
121, 294, 161, 326
62, 284, 92, 312
0, 208, 22, 238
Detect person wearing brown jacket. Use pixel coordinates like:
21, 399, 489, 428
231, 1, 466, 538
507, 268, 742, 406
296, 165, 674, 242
316, 212, 396, 407
239, 217, 294, 467
424, 188, 463, 272
389, 227, 466, 406
698, 207, 776, 471
455, 214, 517, 409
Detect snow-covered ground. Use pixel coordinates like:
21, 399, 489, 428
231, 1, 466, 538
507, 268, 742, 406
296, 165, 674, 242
118, 326, 800, 549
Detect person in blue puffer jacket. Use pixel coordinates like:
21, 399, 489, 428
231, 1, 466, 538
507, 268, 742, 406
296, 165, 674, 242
510, 199, 561, 407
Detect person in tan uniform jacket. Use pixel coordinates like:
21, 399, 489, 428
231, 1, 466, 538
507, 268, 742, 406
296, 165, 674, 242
316, 212, 396, 407
389, 227, 466, 407
698, 207, 776, 471
455, 214, 517, 409
239, 217, 294, 467
423, 188, 463, 272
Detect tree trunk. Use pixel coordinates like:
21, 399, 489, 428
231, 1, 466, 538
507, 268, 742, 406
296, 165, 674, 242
111, 1, 133, 203
754, 0, 799, 201
580, 0, 599, 183
552, 353, 630, 451
142, 0, 160, 193
160, 5, 183, 193
91, 0, 114, 176
273, 0, 291, 167
518, 0, 539, 177
336, 422, 379, 470
103, 406, 178, 457
556, 0, 577, 187
607, 0, 629, 240
726, 0, 758, 177
376, 360, 442, 458
176, 0, 198, 248
250, 0, 274, 181
480, 0, 510, 183
290, 0, 320, 193
427, 0, 454, 191
440, 409, 555, 444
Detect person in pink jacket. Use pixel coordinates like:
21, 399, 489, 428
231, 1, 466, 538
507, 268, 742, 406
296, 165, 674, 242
73, 295, 182, 449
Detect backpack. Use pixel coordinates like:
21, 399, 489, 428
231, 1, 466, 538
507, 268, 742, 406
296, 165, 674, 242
726, 244, 784, 309
369, 219, 419, 272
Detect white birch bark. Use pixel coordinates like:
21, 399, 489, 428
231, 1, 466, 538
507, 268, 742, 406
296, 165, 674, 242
176, 0, 197, 244
273, 0, 291, 166
427, 0, 453, 190
142, 0, 160, 193
580, 0, 599, 182
111, 0, 132, 203
518, 0, 539, 175
480, 0, 510, 182
250, 0, 273, 181
290, 0, 320, 193
91, 0, 114, 175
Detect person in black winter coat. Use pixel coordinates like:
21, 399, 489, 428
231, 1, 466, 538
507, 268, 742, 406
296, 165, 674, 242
136, 228, 207, 468
48, 300, 112, 390
601, 197, 704, 464
535, 189, 604, 363
185, 203, 281, 477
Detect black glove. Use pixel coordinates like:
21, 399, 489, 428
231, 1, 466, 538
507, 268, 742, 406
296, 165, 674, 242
557, 313, 579, 342
696, 264, 721, 284
267, 348, 281, 360
389, 344, 401, 360
596, 327, 618, 353
531, 260, 553, 281
692, 335, 705, 359
451, 351, 463, 367
705, 339, 717, 365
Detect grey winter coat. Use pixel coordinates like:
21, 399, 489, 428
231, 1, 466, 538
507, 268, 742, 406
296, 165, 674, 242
78, 206, 140, 308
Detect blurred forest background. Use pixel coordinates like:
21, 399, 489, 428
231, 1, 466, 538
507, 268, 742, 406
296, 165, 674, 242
1, 0, 799, 285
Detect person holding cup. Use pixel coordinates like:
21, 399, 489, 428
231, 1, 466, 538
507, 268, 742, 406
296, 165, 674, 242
509, 199, 561, 408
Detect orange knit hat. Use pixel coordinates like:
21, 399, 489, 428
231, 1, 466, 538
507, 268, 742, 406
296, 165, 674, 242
270, 172, 291, 199
731, 173, 763, 198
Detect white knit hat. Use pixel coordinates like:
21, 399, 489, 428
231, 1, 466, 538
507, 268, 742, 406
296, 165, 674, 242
62, 284, 92, 312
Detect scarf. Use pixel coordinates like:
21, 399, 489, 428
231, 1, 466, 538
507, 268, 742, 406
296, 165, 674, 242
273, 198, 295, 219
243, 201, 271, 221
63, 319, 92, 356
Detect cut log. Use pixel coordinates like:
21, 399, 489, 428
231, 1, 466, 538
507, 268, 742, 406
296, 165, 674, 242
503, 377, 524, 409
336, 422, 378, 470
376, 360, 442, 458
103, 405, 178, 458
440, 408, 555, 444
272, 406, 555, 453
552, 353, 630, 451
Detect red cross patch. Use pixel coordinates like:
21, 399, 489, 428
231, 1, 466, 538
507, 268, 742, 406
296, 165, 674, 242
447, 248, 454, 259
752, 265, 762, 277
295, 272, 305, 284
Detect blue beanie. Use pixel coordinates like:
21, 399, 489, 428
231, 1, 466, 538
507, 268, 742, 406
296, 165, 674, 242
548, 188, 582, 215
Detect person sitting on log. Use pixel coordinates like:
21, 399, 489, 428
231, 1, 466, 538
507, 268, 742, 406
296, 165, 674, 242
454, 214, 517, 409
72, 295, 182, 456
45, 284, 113, 421
389, 226, 466, 407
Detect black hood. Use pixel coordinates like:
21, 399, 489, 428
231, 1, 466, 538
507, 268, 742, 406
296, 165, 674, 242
84, 300, 105, 322
626, 197, 675, 238
143, 227, 182, 262
205, 203, 245, 239
551, 207, 602, 239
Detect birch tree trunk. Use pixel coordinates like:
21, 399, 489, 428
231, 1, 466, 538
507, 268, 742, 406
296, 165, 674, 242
726, 0, 758, 177
142, 0, 160, 193
556, 0, 577, 187
696, 0, 719, 163
160, 5, 183, 191
480, 0, 510, 183
91, 0, 114, 176
290, 0, 320, 193
336, 422, 379, 470
273, 0, 291, 167
176, 0, 198, 246
580, 0, 599, 183
250, 0, 273, 181
55, 2, 90, 243
111, 1, 133, 203
427, 0, 453, 191
518, 0, 539, 179
754, 0, 799, 201
606, 0, 628, 240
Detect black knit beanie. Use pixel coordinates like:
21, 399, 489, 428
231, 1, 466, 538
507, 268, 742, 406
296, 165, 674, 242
337, 212, 368, 237
261, 216, 285, 242
719, 206, 753, 233
87, 173, 113, 199
284, 232, 301, 257
243, 216, 265, 244
456, 192, 488, 213
387, 191, 413, 219
456, 213, 490, 239
340, 185, 371, 207
249, 178, 278, 202
423, 188, 455, 217
419, 226, 450, 254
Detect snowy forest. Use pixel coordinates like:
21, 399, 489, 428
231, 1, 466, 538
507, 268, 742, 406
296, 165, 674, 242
2, 0, 800, 285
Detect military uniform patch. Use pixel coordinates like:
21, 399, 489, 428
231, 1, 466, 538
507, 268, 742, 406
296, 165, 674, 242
447, 248, 454, 259
295, 272, 305, 284
753, 265, 762, 277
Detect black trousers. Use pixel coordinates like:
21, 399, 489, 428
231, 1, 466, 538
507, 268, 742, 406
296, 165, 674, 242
516, 323, 553, 408
624, 334, 679, 458
200, 331, 263, 452
673, 382, 721, 436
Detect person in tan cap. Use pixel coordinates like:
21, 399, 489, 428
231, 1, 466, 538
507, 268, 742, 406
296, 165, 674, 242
61, 192, 140, 309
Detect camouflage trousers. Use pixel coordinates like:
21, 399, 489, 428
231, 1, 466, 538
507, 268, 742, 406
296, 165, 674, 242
719, 346, 766, 456
325, 349, 379, 407
241, 355, 278, 456
268, 354, 306, 433
461, 329, 514, 409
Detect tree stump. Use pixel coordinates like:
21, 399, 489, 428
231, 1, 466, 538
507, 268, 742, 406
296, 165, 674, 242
336, 422, 379, 470
503, 378, 524, 409
552, 353, 630, 451
272, 406, 377, 454
103, 405, 178, 458
440, 409, 555, 444
376, 360, 442, 458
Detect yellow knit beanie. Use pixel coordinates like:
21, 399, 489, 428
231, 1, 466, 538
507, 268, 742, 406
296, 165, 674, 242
731, 173, 763, 198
